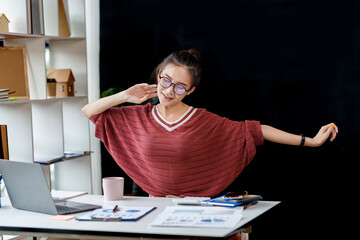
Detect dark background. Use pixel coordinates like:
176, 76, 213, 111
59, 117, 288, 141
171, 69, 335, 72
99, 0, 359, 239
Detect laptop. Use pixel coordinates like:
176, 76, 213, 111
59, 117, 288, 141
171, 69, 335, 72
0, 159, 101, 215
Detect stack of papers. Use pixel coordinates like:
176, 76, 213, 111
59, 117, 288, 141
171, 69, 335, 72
0, 89, 9, 101
151, 206, 243, 228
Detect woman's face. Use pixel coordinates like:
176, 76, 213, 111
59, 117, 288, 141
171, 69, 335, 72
157, 64, 195, 107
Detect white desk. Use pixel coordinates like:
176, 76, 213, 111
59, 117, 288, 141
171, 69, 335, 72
0, 195, 280, 239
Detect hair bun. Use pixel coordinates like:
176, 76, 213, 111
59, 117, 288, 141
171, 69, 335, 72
187, 48, 201, 61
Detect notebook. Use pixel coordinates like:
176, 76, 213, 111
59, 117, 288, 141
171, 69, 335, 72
0, 159, 101, 215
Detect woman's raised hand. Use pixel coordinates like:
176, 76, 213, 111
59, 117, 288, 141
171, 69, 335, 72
124, 83, 158, 104
310, 123, 339, 147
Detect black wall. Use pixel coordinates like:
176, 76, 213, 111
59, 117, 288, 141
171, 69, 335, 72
99, 0, 359, 239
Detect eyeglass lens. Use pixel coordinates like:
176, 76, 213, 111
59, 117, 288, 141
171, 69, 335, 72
159, 77, 186, 95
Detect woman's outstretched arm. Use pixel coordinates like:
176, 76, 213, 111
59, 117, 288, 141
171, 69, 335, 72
261, 123, 338, 147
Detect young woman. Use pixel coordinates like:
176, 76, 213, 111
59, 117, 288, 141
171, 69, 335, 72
82, 48, 338, 198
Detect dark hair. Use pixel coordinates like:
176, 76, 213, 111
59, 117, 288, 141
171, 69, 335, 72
151, 48, 202, 87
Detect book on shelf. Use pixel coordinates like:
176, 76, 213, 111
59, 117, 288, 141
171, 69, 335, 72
0, 89, 9, 95
0, 125, 9, 159
0, 89, 9, 101
30, 0, 45, 35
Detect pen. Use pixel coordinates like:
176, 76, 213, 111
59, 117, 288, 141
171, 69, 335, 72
112, 205, 119, 213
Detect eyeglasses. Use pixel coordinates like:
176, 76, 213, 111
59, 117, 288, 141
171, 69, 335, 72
224, 191, 248, 200
158, 76, 190, 95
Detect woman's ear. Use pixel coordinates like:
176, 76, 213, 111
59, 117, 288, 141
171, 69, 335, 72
187, 86, 196, 96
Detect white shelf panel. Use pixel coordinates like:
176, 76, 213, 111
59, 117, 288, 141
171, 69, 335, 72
68, 0, 86, 37
43, 0, 59, 36
0, 103, 33, 162
53, 155, 92, 192
0, 31, 85, 40
62, 97, 90, 152
32, 99, 64, 158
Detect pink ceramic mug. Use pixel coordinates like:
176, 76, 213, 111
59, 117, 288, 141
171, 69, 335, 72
102, 177, 124, 201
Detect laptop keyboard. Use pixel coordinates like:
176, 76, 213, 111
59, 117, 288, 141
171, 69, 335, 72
55, 204, 80, 214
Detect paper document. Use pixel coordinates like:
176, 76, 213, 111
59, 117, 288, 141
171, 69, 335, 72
51, 190, 87, 200
76, 206, 156, 221
151, 206, 243, 228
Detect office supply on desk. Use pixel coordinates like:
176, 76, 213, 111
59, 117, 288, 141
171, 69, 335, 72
203, 194, 262, 207
0, 160, 101, 215
151, 206, 244, 228
112, 204, 119, 212
173, 197, 210, 205
76, 206, 156, 222
102, 176, 124, 201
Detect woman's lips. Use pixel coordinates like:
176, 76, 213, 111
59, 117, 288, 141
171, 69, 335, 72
162, 93, 173, 101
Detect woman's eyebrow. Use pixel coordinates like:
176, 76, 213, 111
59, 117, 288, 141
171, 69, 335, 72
164, 73, 173, 80
164, 73, 188, 87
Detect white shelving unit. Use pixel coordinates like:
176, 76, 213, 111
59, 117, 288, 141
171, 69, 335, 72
0, 0, 92, 194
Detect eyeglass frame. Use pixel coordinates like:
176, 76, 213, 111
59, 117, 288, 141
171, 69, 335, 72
158, 75, 192, 95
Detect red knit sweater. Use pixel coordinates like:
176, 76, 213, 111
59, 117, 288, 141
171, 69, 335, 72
90, 103, 263, 197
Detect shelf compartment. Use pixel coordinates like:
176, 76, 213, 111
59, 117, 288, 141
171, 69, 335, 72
53, 155, 92, 193
62, 97, 90, 152
0, 0, 29, 34
0, 102, 33, 162
32, 99, 64, 159
4, 37, 46, 100
48, 39, 87, 97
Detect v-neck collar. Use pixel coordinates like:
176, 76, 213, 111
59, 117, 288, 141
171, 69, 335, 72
152, 105, 197, 132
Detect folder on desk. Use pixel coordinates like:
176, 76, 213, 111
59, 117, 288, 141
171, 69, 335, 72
76, 206, 156, 222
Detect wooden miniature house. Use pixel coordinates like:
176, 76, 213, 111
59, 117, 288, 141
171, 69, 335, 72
0, 13, 10, 32
47, 69, 75, 97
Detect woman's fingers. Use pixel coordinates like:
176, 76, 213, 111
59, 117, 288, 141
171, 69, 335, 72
323, 123, 338, 142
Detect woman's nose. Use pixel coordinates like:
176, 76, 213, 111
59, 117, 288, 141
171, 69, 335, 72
163, 85, 175, 95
